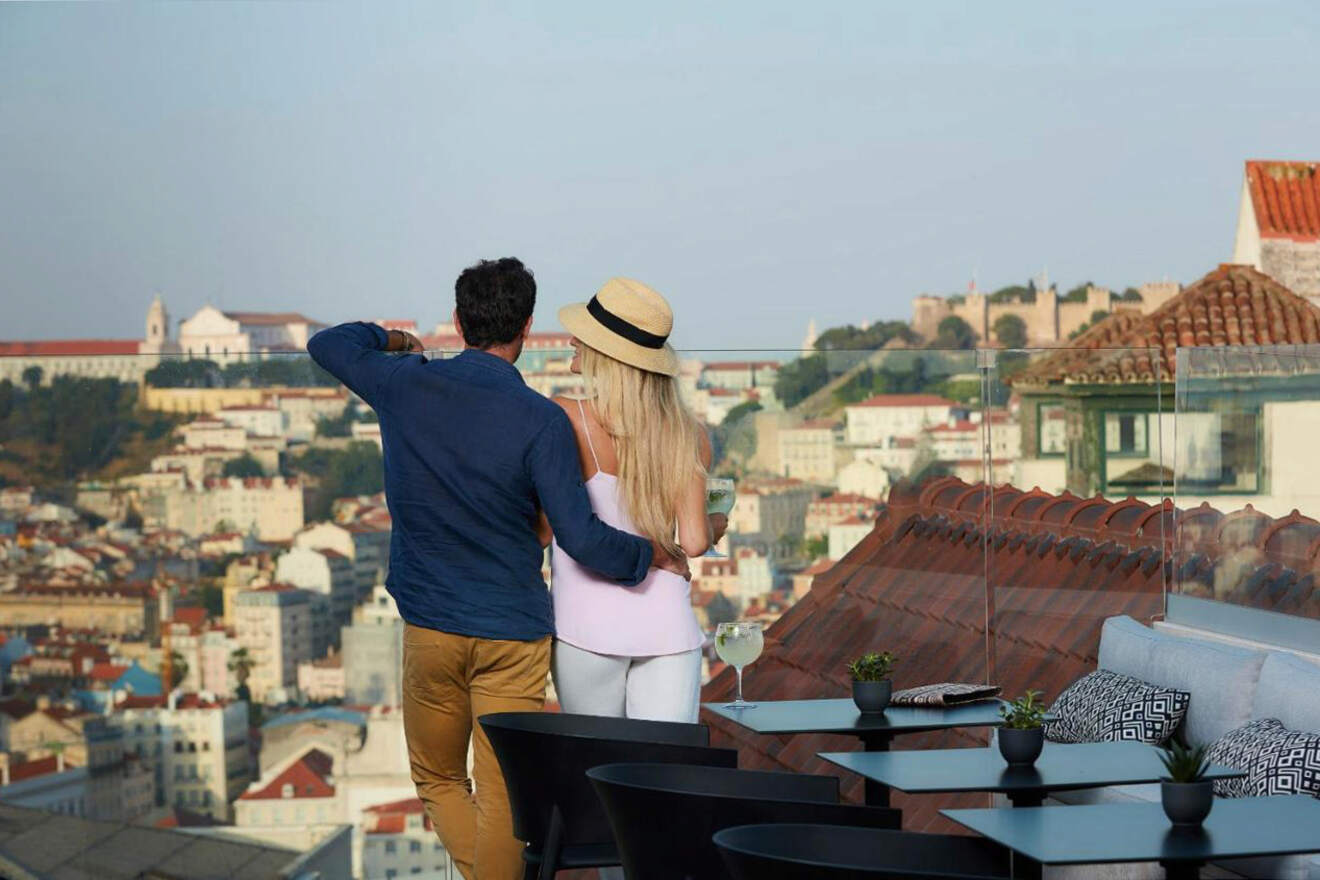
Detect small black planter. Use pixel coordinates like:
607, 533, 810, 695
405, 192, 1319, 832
1162, 780, 1213, 827
998, 726, 1045, 766
852, 680, 892, 713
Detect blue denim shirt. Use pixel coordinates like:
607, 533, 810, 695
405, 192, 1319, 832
308, 322, 652, 640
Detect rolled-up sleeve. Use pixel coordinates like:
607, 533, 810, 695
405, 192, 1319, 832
307, 322, 409, 411
527, 410, 652, 585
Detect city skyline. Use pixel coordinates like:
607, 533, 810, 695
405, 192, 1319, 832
5, 2, 1320, 347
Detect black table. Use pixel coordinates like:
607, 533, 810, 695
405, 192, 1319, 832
820, 741, 1244, 808
702, 698, 1026, 806
944, 795, 1320, 880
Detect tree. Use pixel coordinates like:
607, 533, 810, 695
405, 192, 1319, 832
986, 281, 1036, 304
1119, 287, 1143, 302
934, 316, 976, 350
773, 354, 830, 409
804, 535, 828, 559
123, 505, 144, 530
1062, 283, 1094, 303
315, 404, 354, 438
199, 584, 224, 618
21, 366, 43, 390
705, 592, 738, 627
167, 650, 188, 691
293, 441, 386, 521
144, 359, 220, 388
229, 648, 255, 703
722, 400, 762, 426
222, 454, 265, 478
814, 322, 918, 352
992, 314, 1028, 350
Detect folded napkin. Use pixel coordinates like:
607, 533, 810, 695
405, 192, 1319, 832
891, 682, 1002, 707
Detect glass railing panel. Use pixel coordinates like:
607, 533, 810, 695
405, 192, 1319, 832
680, 344, 990, 825
0, 340, 992, 846
986, 346, 1169, 728
1170, 345, 1320, 648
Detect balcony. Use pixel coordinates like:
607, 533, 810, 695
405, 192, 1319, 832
3, 276, 1320, 879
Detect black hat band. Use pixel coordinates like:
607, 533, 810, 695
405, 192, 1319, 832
587, 295, 669, 350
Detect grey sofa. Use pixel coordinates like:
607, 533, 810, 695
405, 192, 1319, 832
1013, 615, 1320, 880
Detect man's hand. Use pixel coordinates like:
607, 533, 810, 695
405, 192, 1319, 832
650, 540, 692, 580
709, 513, 728, 547
385, 328, 425, 353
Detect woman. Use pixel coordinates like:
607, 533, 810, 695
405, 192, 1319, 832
543, 277, 717, 723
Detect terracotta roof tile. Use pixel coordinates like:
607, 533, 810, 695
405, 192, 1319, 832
1012, 264, 1320, 385
1246, 160, 1320, 240
847, 394, 958, 408
240, 749, 335, 800
221, 310, 323, 326
701, 474, 1320, 833
0, 339, 141, 357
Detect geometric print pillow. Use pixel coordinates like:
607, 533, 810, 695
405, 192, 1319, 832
1044, 669, 1190, 745
1206, 718, 1320, 799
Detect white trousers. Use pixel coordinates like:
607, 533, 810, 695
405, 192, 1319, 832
551, 640, 703, 723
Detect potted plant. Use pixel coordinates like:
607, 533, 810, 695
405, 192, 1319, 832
848, 652, 896, 713
998, 690, 1047, 766
1159, 741, 1214, 827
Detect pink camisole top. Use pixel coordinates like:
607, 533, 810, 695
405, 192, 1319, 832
550, 400, 705, 658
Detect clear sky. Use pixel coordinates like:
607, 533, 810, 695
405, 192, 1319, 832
3, 1, 1319, 350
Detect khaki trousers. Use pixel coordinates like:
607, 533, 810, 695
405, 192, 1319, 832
402, 623, 550, 880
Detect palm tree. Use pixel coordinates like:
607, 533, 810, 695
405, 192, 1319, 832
21, 365, 43, 391
228, 648, 254, 702
167, 650, 188, 691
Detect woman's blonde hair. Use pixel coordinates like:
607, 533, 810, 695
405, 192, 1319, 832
579, 343, 706, 556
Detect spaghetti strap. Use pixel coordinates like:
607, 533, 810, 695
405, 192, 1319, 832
576, 398, 602, 472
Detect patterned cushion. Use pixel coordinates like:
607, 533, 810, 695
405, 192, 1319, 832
1044, 669, 1190, 745
1207, 718, 1320, 799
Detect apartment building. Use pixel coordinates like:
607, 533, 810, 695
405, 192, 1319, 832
234, 586, 315, 704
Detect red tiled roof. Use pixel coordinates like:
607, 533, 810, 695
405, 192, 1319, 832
1245, 160, 1320, 240
364, 797, 425, 815
6, 756, 67, 782
368, 815, 407, 834
0, 339, 141, 357
420, 331, 573, 351
240, 749, 335, 800
798, 558, 837, 576
812, 493, 879, 507
1014, 264, 1320, 385
848, 394, 957, 409
89, 663, 130, 682
700, 476, 1170, 834
221, 311, 323, 326
154, 807, 219, 828
703, 361, 781, 371
171, 607, 208, 632
703, 474, 1320, 834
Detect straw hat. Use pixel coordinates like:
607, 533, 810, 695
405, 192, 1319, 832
558, 277, 680, 376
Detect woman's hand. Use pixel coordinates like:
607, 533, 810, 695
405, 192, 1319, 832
709, 513, 728, 546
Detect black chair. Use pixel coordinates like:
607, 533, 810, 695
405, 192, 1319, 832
587, 762, 903, 880
714, 823, 1011, 880
479, 712, 738, 880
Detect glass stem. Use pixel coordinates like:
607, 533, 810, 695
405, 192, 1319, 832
735, 666, 744, 703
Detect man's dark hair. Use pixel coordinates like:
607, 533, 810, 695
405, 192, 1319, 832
454, 257, 537, 349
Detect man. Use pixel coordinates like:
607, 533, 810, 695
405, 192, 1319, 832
308, 257, 688, 879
